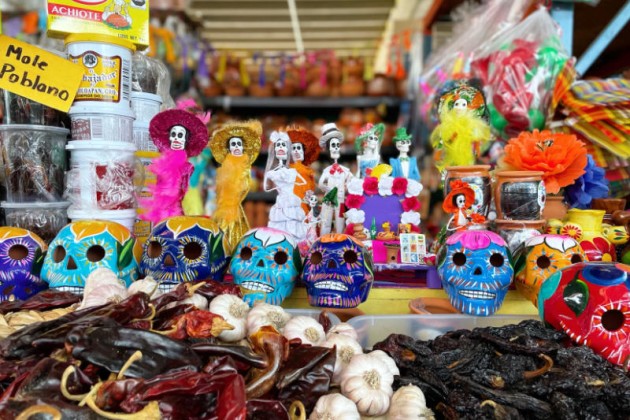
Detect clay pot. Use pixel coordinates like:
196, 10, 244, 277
444, 165, 492, 217
340, 79, 365, 97
494, 171, 545, 220
249, 82, 274, 97
542, 195, 568, 220
202, 83, 223, 97
366, 74, 395, 97
592, 198, 627, 224
494, 219, 545, 255
344, 57, 364, 78
563, 209, 615, 262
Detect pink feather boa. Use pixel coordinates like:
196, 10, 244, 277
139, 149, 193, 224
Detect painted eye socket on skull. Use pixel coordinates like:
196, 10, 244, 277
310, 251, 323, 265
87, 245, 106, 263
274, 251, 288, 265
240, 246, 252, 261
452, 252, 466, 266
537, 255, 551, 269
343, 250, 358, 264
183, 241, 203, 260
490, 253, 505, 267
8, 244, 28, 261
147, 241, 163, 259
52, 246, 66, 263
571, 254, 583, 264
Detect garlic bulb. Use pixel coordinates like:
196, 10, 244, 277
246, 303, 292, 334
324, 333, 363, 384
165, 293, 208, 311
340, 351, 400, 417
387, 385, 434, 420
309, 393, 360, 420
79, 268, 128, 310
128, 276, 162, 298
327, 323, 359, 342
209, 294, 250, 342
283, 316, 326, 345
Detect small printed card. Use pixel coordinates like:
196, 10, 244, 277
399, 233, 426, 264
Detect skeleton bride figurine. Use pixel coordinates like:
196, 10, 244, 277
318, 123, 353, 235
265, 131, 308, 240
140, 109, 209, 224
355, 123, 384, 178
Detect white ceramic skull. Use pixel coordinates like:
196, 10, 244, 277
169, 125, 188, 151
366, 133, 379, 151
275, 138, 288, 161
396, 140, 411, 154
228, 137, 243, 156
308, 194, 318, 208
329, 138, 341, 160
456, 194, 467, 209
453, 98, 468, 112
291, 143, 305, 162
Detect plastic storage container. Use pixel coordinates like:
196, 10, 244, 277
348, 314, 538, 348
1, 89, 67, 127
0, 125, 68, 202
286, 309, 341, 326
133, 122, 157, 152
70, 104, 134, 142
65, 140, 136, 210
1, 201, 70, 243
68, 208, 137, 232
131, 92, 162, 123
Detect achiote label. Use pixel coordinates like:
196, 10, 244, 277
70, 51, 125, 103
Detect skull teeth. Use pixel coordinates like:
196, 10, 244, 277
458, 290, 496, 300
53, 286, 85, 295
241, 281, 274, 293
314, 281, 348, 291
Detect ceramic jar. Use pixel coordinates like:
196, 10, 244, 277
561, 209, 616, 262
495, 171, 545, 220
494, 219, 545, 255
444, 165, 492, 217
542, 195, 568, 220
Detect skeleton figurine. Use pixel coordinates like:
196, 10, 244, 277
264, 131, 307, 240
389, 127, 420, 181
140, 110, 209, 225
229, 137, 243, 156
318, 123, 353, 235
355, 123, 384, 178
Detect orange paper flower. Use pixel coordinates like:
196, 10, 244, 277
503, 130, 587, 194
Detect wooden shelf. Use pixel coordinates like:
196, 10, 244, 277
203, 96, 403, 111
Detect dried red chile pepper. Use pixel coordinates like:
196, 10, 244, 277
246, 326, 289, 399
0, 290, 80, 315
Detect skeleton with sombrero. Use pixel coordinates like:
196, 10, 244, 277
318, 123, 354, 235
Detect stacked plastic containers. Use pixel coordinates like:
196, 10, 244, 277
131, 54, 163, 245
64, 34, 138, 232
0, 83, 71, 243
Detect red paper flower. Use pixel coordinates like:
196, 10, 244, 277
345, 194, 365, 209
503, 130, 587, 194
469, 213, 487, 224
401, 197, 420, 212
363, 177, 379, 195
392, 178, 408, 195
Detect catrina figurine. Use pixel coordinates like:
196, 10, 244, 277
355, 123, 384, 178
431, 81, 491, 173
287, 126, 320, 214
210, 121, 262, 254
140, 109, 209, 224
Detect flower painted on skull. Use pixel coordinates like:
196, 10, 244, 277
302, 233, 374, 308
514, 234, 586, 306
42, 221, 142, 293
230, 227, 301, 306
580, 237, 616, 262
438, 230, 514, 316
0, 227, 48, 301
140, 216, 229, 292
539, 262, 630, 366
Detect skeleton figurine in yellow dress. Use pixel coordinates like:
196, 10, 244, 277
209, 121, 262, 254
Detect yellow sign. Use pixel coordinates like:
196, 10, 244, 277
0, 35, 84, 112
47, 0, 150, 49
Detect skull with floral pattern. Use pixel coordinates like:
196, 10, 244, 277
229, 227, 301, 306
0, 227, 48, 301
42, 221, 142, 292
302, 233, 374, 308
438, 229, 514, 316
514, 234, 586, 306
140, 216, 229, 292
539, 262, 630, 366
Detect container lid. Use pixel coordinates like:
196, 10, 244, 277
1, 201, 70, 209
131, 92, 163, 102
69, 103, 135, 119
68, 208, 137, 219
66, 140, 136, 152
64, 33, 136, 52
135, 150, 160, 159
0, 125, 70, 135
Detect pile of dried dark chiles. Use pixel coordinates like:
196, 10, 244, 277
374, 320, 630, 419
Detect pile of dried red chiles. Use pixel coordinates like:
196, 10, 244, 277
0, 282, 629, 419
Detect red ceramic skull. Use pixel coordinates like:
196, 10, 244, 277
539, 262, 630, 366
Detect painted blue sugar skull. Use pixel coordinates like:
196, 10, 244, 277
230, 227, 301, 306
438, 229, 513, 316
140, 216, 229, 291
0, 227, 48, 301
303, 233, 374, 308
42, 221, 141, 293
